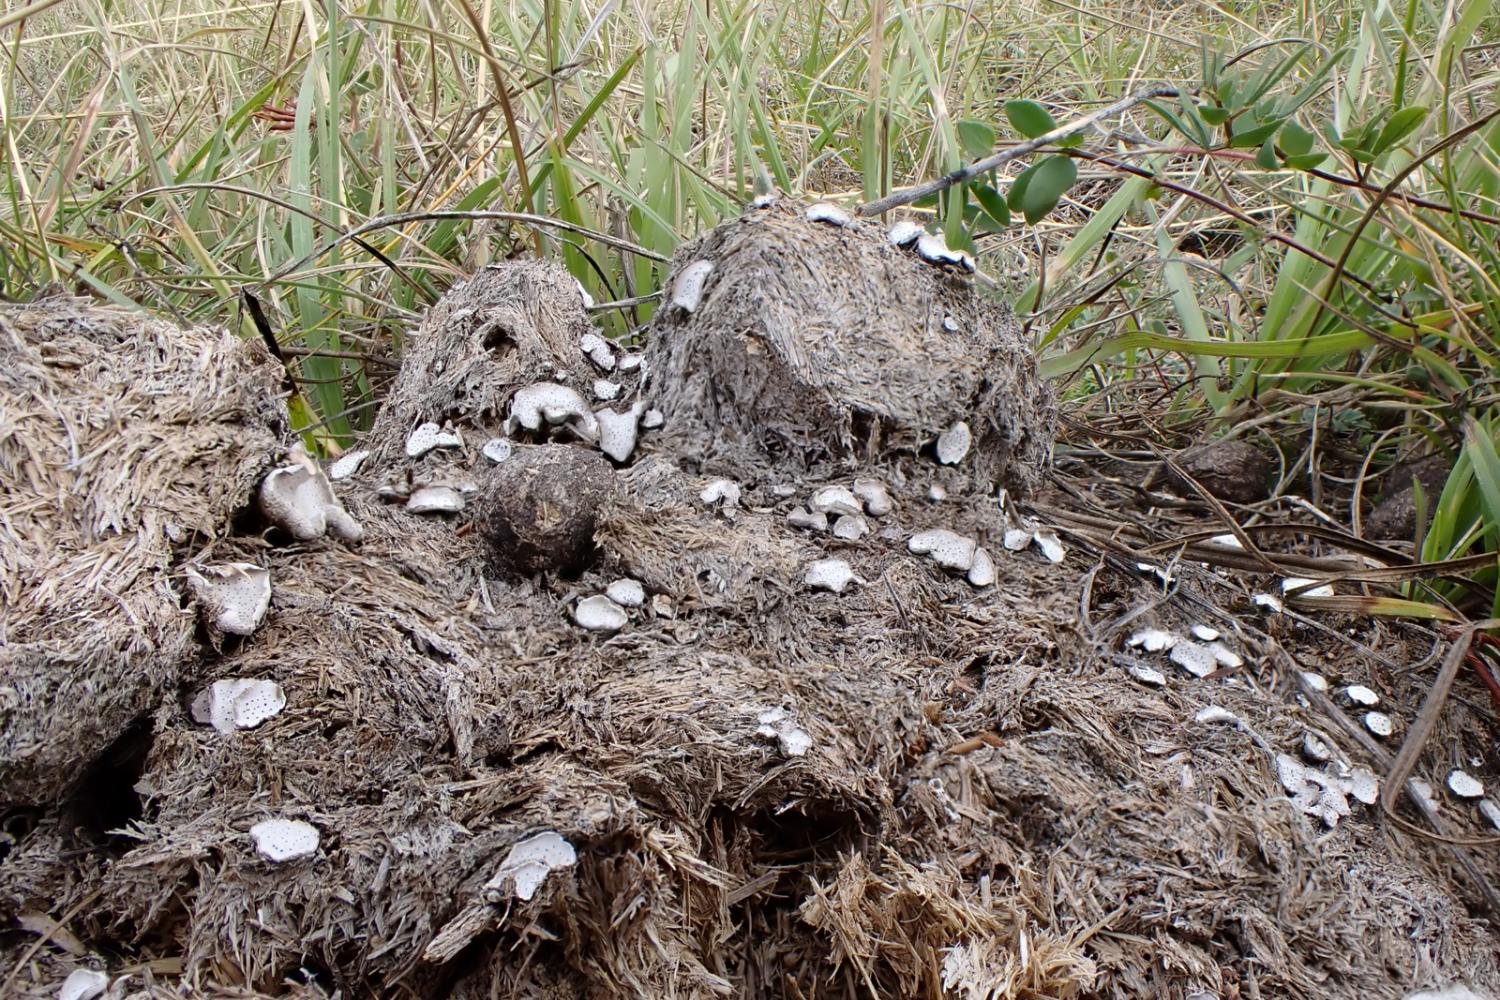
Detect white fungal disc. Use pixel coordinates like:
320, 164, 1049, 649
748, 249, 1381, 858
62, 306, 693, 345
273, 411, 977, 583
1363, 711, 1394, 738
1447, 769, 1484, 800
1343, 684, 1380, 707
191, 678, 287, 734
1032, 530, 1066, 564
755, 707, 813, 757
1002, 528, 1031, 552
573, 595, 628, 633
328, 449, 369, 480
831, 514, 867, 541
406, 486, 465, 514
935, 421, 972, 465
1169, 641, 1217, 678
1126, 629, 1178, 653
810, 485, 862, 517
187, 562, 272, 636
489, 831, 577, 901
1127, 663, 1166, 687
670, 260, 715, 313
1190, 623, 1220, 642
596, 404, 645, 462
605, 579, 646, 608
908, 529, 977, 572
805, 202, 853, 227
966, 547, 996, 588
405, 421, 463, 458
787, 507, 829, 532
700, 478, 742, 507
888, 220, 923, 247
58, 968, 108, 1000
482, 438, 513, 464
1282, 576, 1334, 599
249, 818, 320, 862
507, 383, 599, 441
805, 558, 855, 593
851, 479, 893, 517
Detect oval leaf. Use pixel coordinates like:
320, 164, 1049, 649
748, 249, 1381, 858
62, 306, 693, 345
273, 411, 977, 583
1016, 155, 1077, 225
1372, 106, 1429, 155
1255, 136, 1279, 170
1004, 100, 1057, 139
971, 182, 1011, 227
957, 119, 997, 160
1279, 121, 1315, 156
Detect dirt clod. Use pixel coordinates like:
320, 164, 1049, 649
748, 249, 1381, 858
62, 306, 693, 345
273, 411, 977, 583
475, 444, 614, 576
1167, 438, 1274, 504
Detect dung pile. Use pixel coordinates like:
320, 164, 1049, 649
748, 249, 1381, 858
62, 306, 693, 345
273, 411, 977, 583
2, 207, 1498, 1000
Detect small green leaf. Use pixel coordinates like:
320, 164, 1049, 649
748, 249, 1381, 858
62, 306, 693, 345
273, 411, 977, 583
1255, 136, 1279, 169
1283, 152, 1328, 170
1015, 155, 1077, 224
1007, 162, 1040, 212
1228, 121, 1281, 149
1279, 121, 1315, 156
1198, 105, 1229, 126
1004, 100, 1057, 139
957, 119, 997, 160
972, 182, 1011, 227
1372, 105, 1429, 154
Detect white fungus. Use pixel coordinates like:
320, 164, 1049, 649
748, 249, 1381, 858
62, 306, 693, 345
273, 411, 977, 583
1209, 533, 1245, 549
1282, 576, 1334, 599
1252, 592, 1285, 613
249, 818, 320, 862
755, 707, 813, 756
810, 486, 863, 517
909, 529, 979, 572
187, 563, 272, 636
928, 483, 948, 502
701, 478, 742, 509
605, 579, 646, 608
1209, 642, 1243, 669
1409, 778, 1438, 809
579, 333, 616, 371
805, 202, 853, 227
1002, 528, 1031, 552
596, 402, 646, 463
967, 547, 996, 588
935, 421, 973, 465
1194, 705, 1241, 727
832, 514, 868, 541
1300, 671, 1329, 692
651, 593, 675, 619
1127, 663, 1167, 687
506, 383, 599, 442
641, 408, 664, 430
1364, 711, 1394, 738
405, 421, 463, 458
749, 193, 777, 209
915, 233, 976, 271
851, 479, 893, 517
258, 446, 364, 543
670, 260, 715, 313
573, 278, 595, 309
573, 595, 628, 633
489, 831, 577, 901
406, 486, 465, 515
618, 352, 645, 373
1343, 684, 1380, 707
191, 678, 286, 734
1032, 530, 1066, 564
1347, 767, 1380, 805
1169, 641, 1217, 678
805, 558, 855, 594
1274, 753, 1354, 828
1301, 733, 1332, 763
328, 449, 369, 480
1447, 770, 1484, 800
58, 968, 108, 1000
482, 438, 513, 464
888, 220, 923, 247
1190, 624, 1220, 642
1127, 629, 1178, 653
787, 507, 828, 532
593, 379, 622, 401
1479, 799, 1500, 831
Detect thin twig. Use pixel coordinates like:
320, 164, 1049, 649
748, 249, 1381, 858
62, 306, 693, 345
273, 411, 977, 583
857, 87, 1180, 216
